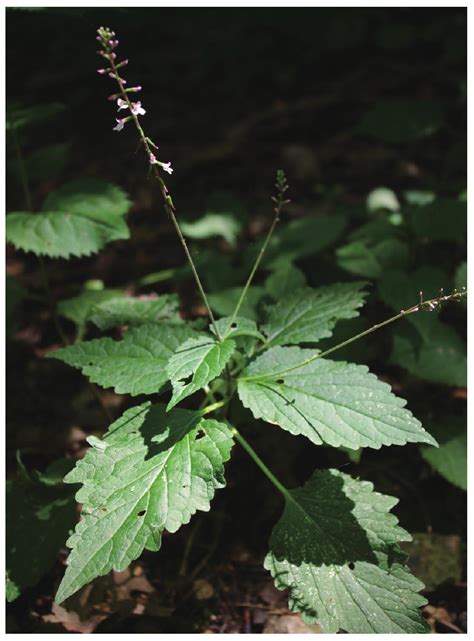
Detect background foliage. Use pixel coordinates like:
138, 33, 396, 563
6, 6, 466, 634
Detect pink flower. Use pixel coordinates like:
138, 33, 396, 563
117, 98, 128, 111
161, 162, 173, 175
131, 101, 146, 116
127, 85, 142, 93
149, 152, 158, 164
113, 118, 126, 132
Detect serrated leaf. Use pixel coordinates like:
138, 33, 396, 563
58, 288, 124, 330
238, 346, 437, 449
265, 469, 428, 633
211, 316, 265, 341
265, 262, 306, 300
421, 416, 466, 490
262, 282, 367, 346
55, 403, 234, 603
7, 474, 76, 601
90, 294, 182, 330
6, 180, 130, 258
49, 324, 197, 396
167, 336, 236, 409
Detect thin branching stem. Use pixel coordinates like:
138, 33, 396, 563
239, 289, 468, 381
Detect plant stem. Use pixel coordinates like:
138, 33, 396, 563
108, 59, 221, 341
231, 426, 289, 498
226, 174, 288, 332
240, 289, 468, 381
200, 400, 226, 416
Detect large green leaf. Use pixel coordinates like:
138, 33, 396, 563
421, 416, 466, 490
55, 403, 234, 603
262, 282, 367, 346
265, 469, 428, 633
6, 180, 130, 258
238, 346, 437, 449
7, 464, 77, 602
90, 294, 182, 330
166, 336, 236, 409
50, 324, 197, 396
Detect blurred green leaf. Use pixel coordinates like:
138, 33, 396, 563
25, 143, 71, 184
6, 102, 66, 131
358, 99, 444, 143
209, 286, 265, 321
366, 187, 400, 213
336, 237, 409, 278
245, 215, 347, 269
6, 466, 77, 601
421, 416, 466, 490
58, 288, 124, 333
403, 190, 436, 207
265, 262, 306, 299
379, 268, 466, 386
409, 198, 466, 242
181, 212, 242, 247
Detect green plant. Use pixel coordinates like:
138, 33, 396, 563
6, 27, 467, 633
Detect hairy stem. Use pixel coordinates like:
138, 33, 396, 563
240, 289, 468, 381
231, 426, 289, 498
108, 58, 221, 340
